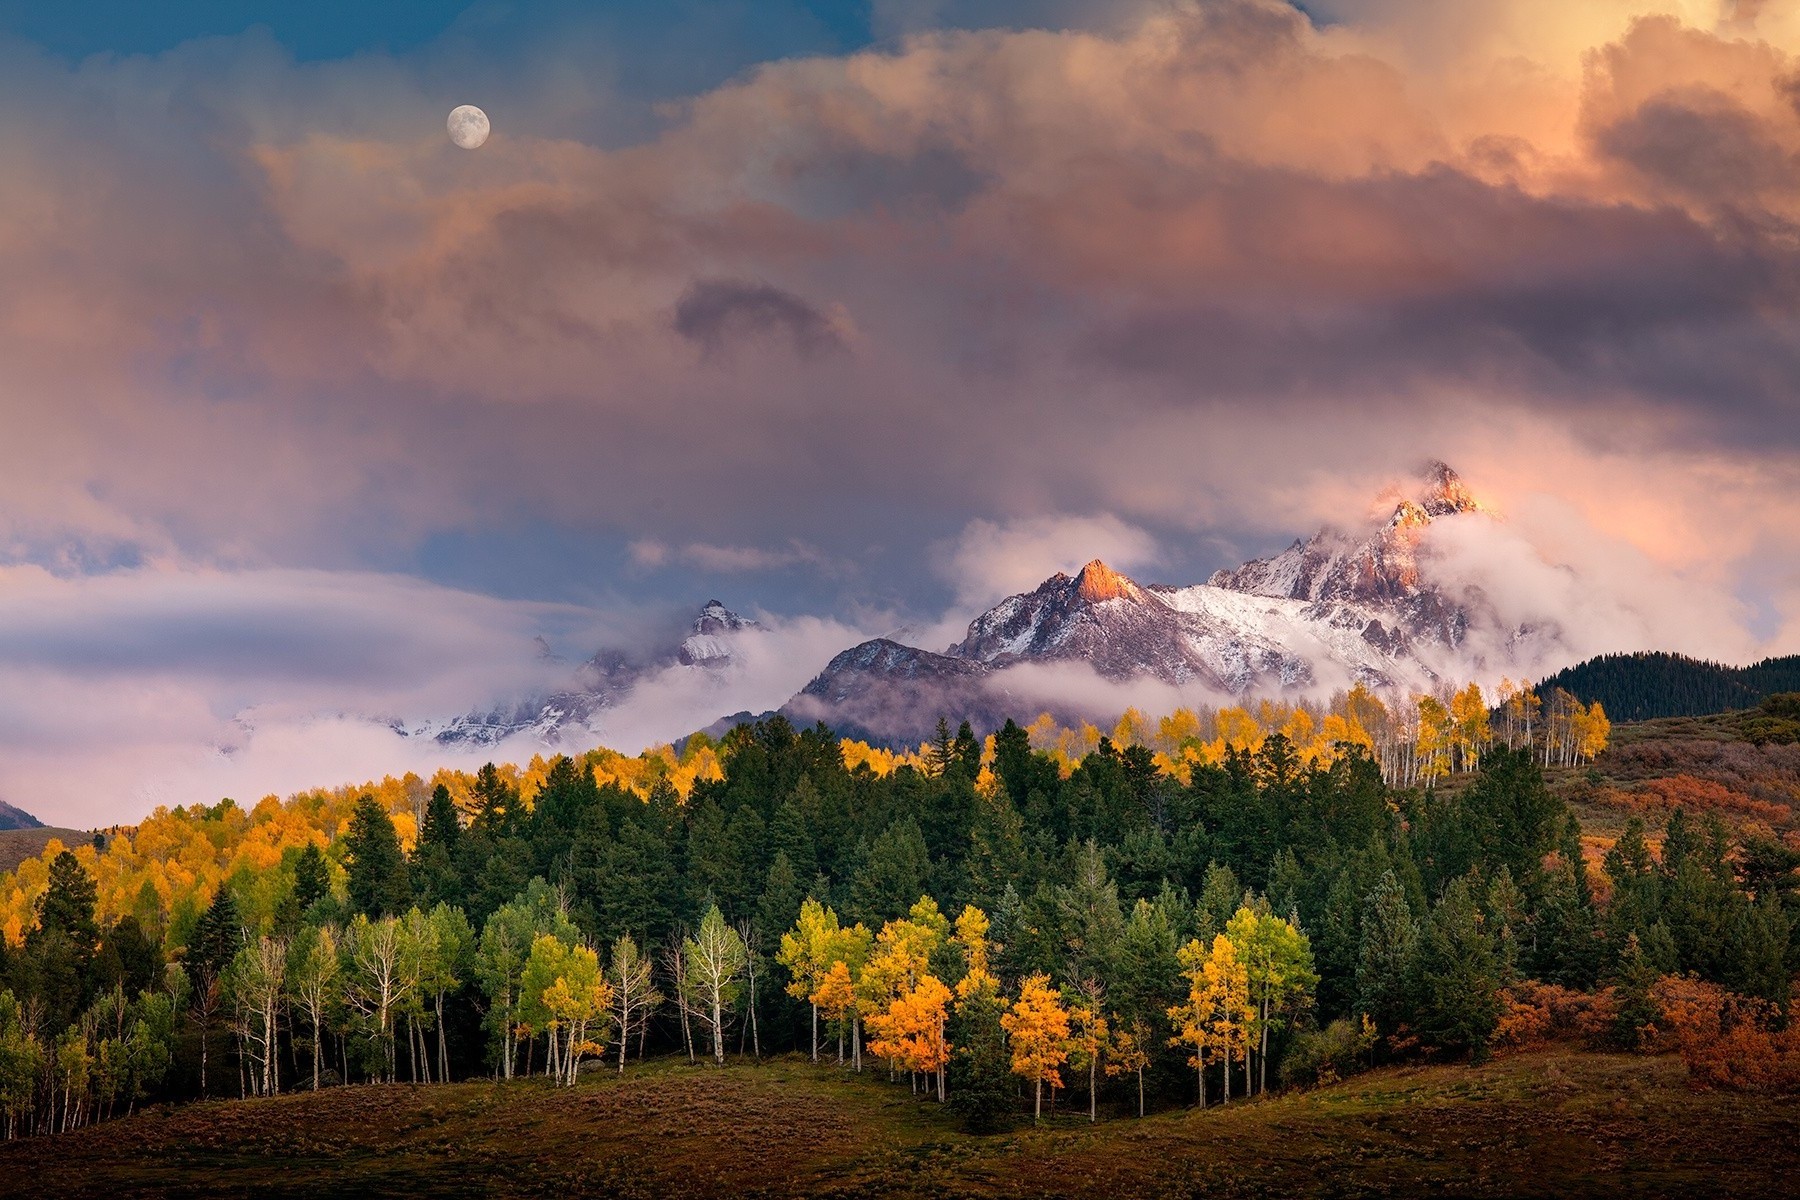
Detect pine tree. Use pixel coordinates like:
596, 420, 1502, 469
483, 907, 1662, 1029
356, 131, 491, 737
344, 796, 410, 918
1409, 878, 1501, 1059
293, 843, 331, 911
33, 851, 98, 949
189, 886, 243, 1096
947, 975, 1013, 1132
1355, 871, 1416, 1037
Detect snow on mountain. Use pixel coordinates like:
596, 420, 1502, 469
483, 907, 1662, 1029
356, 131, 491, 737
781, 463, 1538, 742
418, 601, 762, 748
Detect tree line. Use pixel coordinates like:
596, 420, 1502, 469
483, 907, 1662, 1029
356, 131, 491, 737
1538, 651, 1800, 722
0, 709, 1793, 1137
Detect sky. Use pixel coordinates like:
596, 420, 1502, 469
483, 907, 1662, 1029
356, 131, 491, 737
3, 0, 1800, 826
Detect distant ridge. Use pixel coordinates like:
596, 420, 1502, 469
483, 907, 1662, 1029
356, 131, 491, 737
1538, 651, 1800, 721
0, 800, 43, 831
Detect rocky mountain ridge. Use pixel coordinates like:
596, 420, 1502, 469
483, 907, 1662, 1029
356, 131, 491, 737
782, 463, 1528, 743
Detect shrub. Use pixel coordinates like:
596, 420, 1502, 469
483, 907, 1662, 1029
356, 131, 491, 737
1492, 980, 1619, 1052
1278, 1017, 1376, 1089
1650, 975, 1800, 1093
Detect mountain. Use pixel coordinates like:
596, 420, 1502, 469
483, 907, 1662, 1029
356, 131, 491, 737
786, 639, 1002, 745
781, 463, 1539, 743
418, 600, 762, 748
1538, 651, 1800, 722
0, 800, 44, 831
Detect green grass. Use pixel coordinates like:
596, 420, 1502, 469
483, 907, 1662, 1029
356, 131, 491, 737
2, 1050, 1794, 1198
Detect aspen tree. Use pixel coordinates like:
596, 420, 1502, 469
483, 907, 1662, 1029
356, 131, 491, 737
1106, 1018, 1152, 1117
1167, 937, 1218, 1107
1225, 907, 1318, 1095
609, 935, 660, 1074
344, 914, 409, 1083
812, 961, 858, 1066
1002, 973, 1070, 1121
285, 924, 339, 1092
682, 906, 747, 1066
1064, 990, 1109, 1122
778, 899, 840, 1062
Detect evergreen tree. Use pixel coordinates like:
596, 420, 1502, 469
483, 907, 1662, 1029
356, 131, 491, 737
1409, 878, 1501, 1059
344, 796, 411, 918
1355, 871, 1416, 1037
851, 819, 931, 927
32, 851, 99, 949
293, 843, 331, 911
188, 886, 243, 1096
946, 986, 1013, 1132
1610, 933, 1660, 1050
421, 783, 463, 849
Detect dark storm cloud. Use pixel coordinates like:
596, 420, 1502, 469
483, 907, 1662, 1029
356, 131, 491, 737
1595, 91, 1800, 200
673, 279, 848, 360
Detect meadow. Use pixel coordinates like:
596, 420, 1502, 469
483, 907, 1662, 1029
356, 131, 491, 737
2, 1048, 1794, 1199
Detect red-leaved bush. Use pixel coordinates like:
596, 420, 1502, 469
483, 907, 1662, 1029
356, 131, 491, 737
1649, 976, 1800, 1093
1493, 981, 1619, 1051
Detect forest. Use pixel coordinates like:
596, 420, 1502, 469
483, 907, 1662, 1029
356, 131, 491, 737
1540, 651, 1800, 722
0, 683, 1795, 1141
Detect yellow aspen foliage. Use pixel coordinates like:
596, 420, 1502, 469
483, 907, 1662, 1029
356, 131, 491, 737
1112, 707, 1150, 747
951, 904, 1003, 1002
1279, 707, 1319, 759
813, 960, 859, 1038
1415, 694, 1452, 784
1065, 999, 1111, 1121
1002, 972, 1071, 1120
1155, 708, 1203, 756
1106, 1018, 1153, 1117
1565, 699, 1612, 765
865, 974, 952, 1091
778, 898, 841, 1008
1215, 706, 1264, 754
1203, 935, 1255, 1098
1449, 682, 1492, 773
857, 901, 948, 1023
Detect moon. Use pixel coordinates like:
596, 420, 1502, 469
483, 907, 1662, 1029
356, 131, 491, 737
447, 105, 490, 150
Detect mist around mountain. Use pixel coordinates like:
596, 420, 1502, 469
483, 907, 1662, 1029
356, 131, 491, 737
782, 463, 1569, 745
397, 461, 1773, 757
416, 601, 765, 748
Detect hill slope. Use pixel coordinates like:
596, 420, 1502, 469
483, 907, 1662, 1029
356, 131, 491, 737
1540, 651, 1800, 721
1, 1052, 1793, 1199
0, 800, 43, 831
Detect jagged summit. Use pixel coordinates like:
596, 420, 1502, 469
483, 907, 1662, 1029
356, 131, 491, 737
1416, 460, 1483, 518
1209, 461, 1490, 605
682, 600, 761, 666
425, 598, 760, 747
1074, 559, 1143, 603
781, 460, 1523, 743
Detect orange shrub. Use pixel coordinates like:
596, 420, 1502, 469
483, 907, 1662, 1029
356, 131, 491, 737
1493, 980, 1619, 1051
1650, 976, 1800, 1093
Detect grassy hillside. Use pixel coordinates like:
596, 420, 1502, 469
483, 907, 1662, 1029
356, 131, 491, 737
1, 1051, 1794, 1199
0, 827, 86, 876
1547, 706, 1800, 853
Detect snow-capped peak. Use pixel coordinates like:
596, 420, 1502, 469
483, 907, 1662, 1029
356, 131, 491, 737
1074, 559, 1147, 604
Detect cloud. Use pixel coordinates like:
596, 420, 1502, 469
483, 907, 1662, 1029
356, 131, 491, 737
1, 1, 1799, 821
1419, 501, 1763, 682
628, 537, 840, 573
584, 613, 884, 750
0, 562, 627, 825
673, 279, 852, 359
933, 514, 1163, 610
